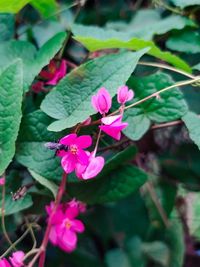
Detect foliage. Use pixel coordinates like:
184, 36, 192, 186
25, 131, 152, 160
0, 1, 200, 267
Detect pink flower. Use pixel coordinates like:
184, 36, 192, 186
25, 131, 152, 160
0, 259, 11, 267
46, 202, 84, 253
117, 85, 134, 104
67, 199, 87, 213
40, 59, 67, 85
0, 177, 5, 186
91, 88, 112, 114
100, 115, 128, 140
56, 207, 85, 253
81, 117, 91, 126
75, 152, 104, 180
59, 134, 92, 173
9, 251, 25, 267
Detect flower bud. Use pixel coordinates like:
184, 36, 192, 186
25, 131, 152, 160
117, 85, 134, 104
91, 87, 112, 114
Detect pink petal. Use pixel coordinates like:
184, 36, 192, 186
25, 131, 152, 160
72, 219, 85, 233
45, 73, 60, 85
127, 89, 134, 102
100, 124, 127, 140
75, 162, 87, 178
0, 259, 11, 267
91, 95, 99, 112
77, 149, 89, 165
75, 135, 92, 149
9, 251, 24, 267
58, 229, 77, 252
99, 88, 112, 111
65, 206, 79, 219
56, 150, 68, 157
82, 156, 105, 180
101, 115, 122, 125
59, 134, 77, 145
58, 59, 67, 79
49, 226, 58, 245
61, 153, 76, 173
0, 177, 5, 186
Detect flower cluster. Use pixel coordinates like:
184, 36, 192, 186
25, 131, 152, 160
32, 59, 67, 93
92, 85, 134, 140
46, 199, 85, 253
45, 85, 133, 179
0, 251, 25, 267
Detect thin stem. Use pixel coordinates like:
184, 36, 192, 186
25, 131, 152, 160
0, 228, 30, 258
151, 120, 182, 130
27, 173, 67, 267
1, 183, 15, 249
24, 249, 40, 261
94, 128, 102, 155
25, 218, 37, 250
121, 76, 200, 114
145, 182, 170, 228
138, 61, 195, 79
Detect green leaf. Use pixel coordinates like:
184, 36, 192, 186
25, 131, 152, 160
0, 32, 66, 91
28, 169, 58, 199
0, 13, 14, 41
0, 61, 23, 175
165, 220, 185, 267
0, 195, 33, 216
41, 49, 149, 131
123, 72, 188, 141
16, 110, 64, 181
170, 0, 200, 8
0, 0, 30, 13
67, 165, 148, 204
193, 63, 200, 71
72, 25, 191, 73
31, 0, 57, 18
105, 249, 131, 267
166, 31, 200, 54
142, 241, 170, 267
182, 111, 200, 150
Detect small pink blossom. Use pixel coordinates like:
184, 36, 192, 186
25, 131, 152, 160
56, 207, 85, 253
0, 177, 5, 186
59, 134, 92, 173
81, 117, 92, 126
100, 115, 128, 140
76, 152, 105, 180
40, 59, 67, 85
117, 85, 134, 104
0, 259, 11, 267
46, 201, 84, 253
9, 251, 25, 267
91, 88, 112, 114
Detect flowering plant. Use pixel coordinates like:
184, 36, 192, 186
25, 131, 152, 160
0, 1, 200, 267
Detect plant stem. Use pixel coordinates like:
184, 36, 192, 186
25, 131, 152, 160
138, 61, 195, 79
1, 183, 15, 249
0, 228, 30, 258
27, 172, 67, 267
145, 182, 170, 228
120, 76, 200, 114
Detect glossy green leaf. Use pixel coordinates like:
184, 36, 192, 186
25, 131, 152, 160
0, 0, 30, 13
182, 111, 200, 150
0, 61, 23, 175
68, 165, 148, 204
0, 32, 66, 91
41, 49, 149, 131
72, 25, 191, 72
31, 0, 57, 18
0, 195, 33, 216
29, 169, 58, 198
123, 72, 188, 141
16, 110, 64, 180
166, 31, 200, 53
